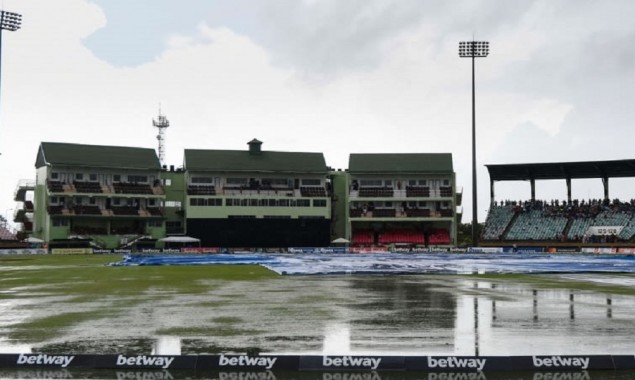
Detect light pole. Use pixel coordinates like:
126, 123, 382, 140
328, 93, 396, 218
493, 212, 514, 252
0, 10, 22, 144
459, 40, 489, 247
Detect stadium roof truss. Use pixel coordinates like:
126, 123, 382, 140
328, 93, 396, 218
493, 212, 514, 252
485, 159, 635, 202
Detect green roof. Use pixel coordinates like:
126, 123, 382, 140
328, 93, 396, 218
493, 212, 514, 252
36, 142, 161, 170
184, 149, 327, 173
348, 153, 453, 174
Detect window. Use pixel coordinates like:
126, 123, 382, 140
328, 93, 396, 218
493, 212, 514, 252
191, 177, 213, 184
163, 179, 172, 186
75, 173, 84, 180
443, 179, 450, 186
268, 178, 289, 186
128, 175, 148, 183
89, 174, 97, 181
227, 178, 248, 185
313, 199, 327, 207
113, 198, 121, 206
51, 196, 59, 204
52, 218, 69, 227
147, 220, 163, 227
113, 175, 121, 182
301, 179, 321, 186
89, 197, 96, 205
360, 179, 383, 187
296, 199, 310, 207
207, 198, 222, 206
165, 200, 181, 208
166, 221, 181, 229
51, 172, 59, 180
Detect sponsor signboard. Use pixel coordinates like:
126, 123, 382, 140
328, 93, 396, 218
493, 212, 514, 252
467, 247, 503, 253
300, 356, 403, 371
0, 354, 629, 372
197, 355, 297, 371
580, 247, 618, 254
348, 247, 389, 254
586, 226, 623, 236
405, 356, 493, 372
51, 248, 92, 255
609, 355, 635, 370
288, 247, 347, 254
0, 248, 46, 255
181, 247, 221, 253
95, 355, 197, 370
526, 356, 613, 371
12, 353, 97, 368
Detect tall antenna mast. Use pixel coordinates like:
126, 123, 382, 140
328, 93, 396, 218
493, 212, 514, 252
152, 106, 170, 166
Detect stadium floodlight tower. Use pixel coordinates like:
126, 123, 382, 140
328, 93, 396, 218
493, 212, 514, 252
0, 10, 22, 142
459, 40, 489, 247
152, 107, 170, 166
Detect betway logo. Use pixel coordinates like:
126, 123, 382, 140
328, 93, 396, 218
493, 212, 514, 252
323, 356, 382, 370
219, 355, 277, 369
116, 355, 175, 369
219, 371, 276, 380
17, 354, 75, 368
427, 357, 486, 371
533, 372, 590, 380
532, 356, 590, 370
117, 370, 174, 380
323, 372, 381, 380
428, 373, 487, 380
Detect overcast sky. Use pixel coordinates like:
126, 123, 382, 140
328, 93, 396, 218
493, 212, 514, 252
1, 0, 634, 227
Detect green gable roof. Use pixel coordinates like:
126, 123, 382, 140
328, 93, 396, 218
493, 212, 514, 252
184, 149, 327, 173
348, 153, 453, 174
36, 142, 161, 170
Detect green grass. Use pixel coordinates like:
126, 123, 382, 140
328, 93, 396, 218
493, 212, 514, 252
0, 254, 279, 298
468, 272, 635, 295
0, 254, 280, 341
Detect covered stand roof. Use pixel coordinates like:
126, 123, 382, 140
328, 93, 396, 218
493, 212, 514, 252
184, 139, 327, 174
486, 159, 635, 181
36, 142, 161, 170
348, 153, 453, 174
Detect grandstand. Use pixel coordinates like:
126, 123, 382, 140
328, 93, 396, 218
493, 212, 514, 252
482, 160, 635, 247
340, 153, 460, 248
16, 142, 166, 250
14, 140, 462, 250
180, 139, 331, 247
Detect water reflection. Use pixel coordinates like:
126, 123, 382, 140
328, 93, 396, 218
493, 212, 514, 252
152, 336, 182, 355
3, 275, 635, 357
1, 368, 635, 380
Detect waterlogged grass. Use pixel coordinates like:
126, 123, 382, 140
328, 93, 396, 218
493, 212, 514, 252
4, 254, 635, 355
469, 273, 635, 295
0, 255, 279, 298
0, 254, 280, 346
155, 326, 264, 337
8, 311, 115, 342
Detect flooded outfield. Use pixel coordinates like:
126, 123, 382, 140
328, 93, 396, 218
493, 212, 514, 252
1, 254, 635, 379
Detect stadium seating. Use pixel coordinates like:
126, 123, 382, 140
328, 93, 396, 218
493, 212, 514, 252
73, 181, 103, 193
352, 230, 374, 244
187, 185, 216, 195
300, 186, 327, 197
378, 229, 425, 244
114, 182, 153, 195
484, 199, 635, 243
481, 205, 515, 240
358, 187, 394, 197
427, 228, 451, 245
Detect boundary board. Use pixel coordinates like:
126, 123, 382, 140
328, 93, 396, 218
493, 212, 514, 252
1, 354, 634, 371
